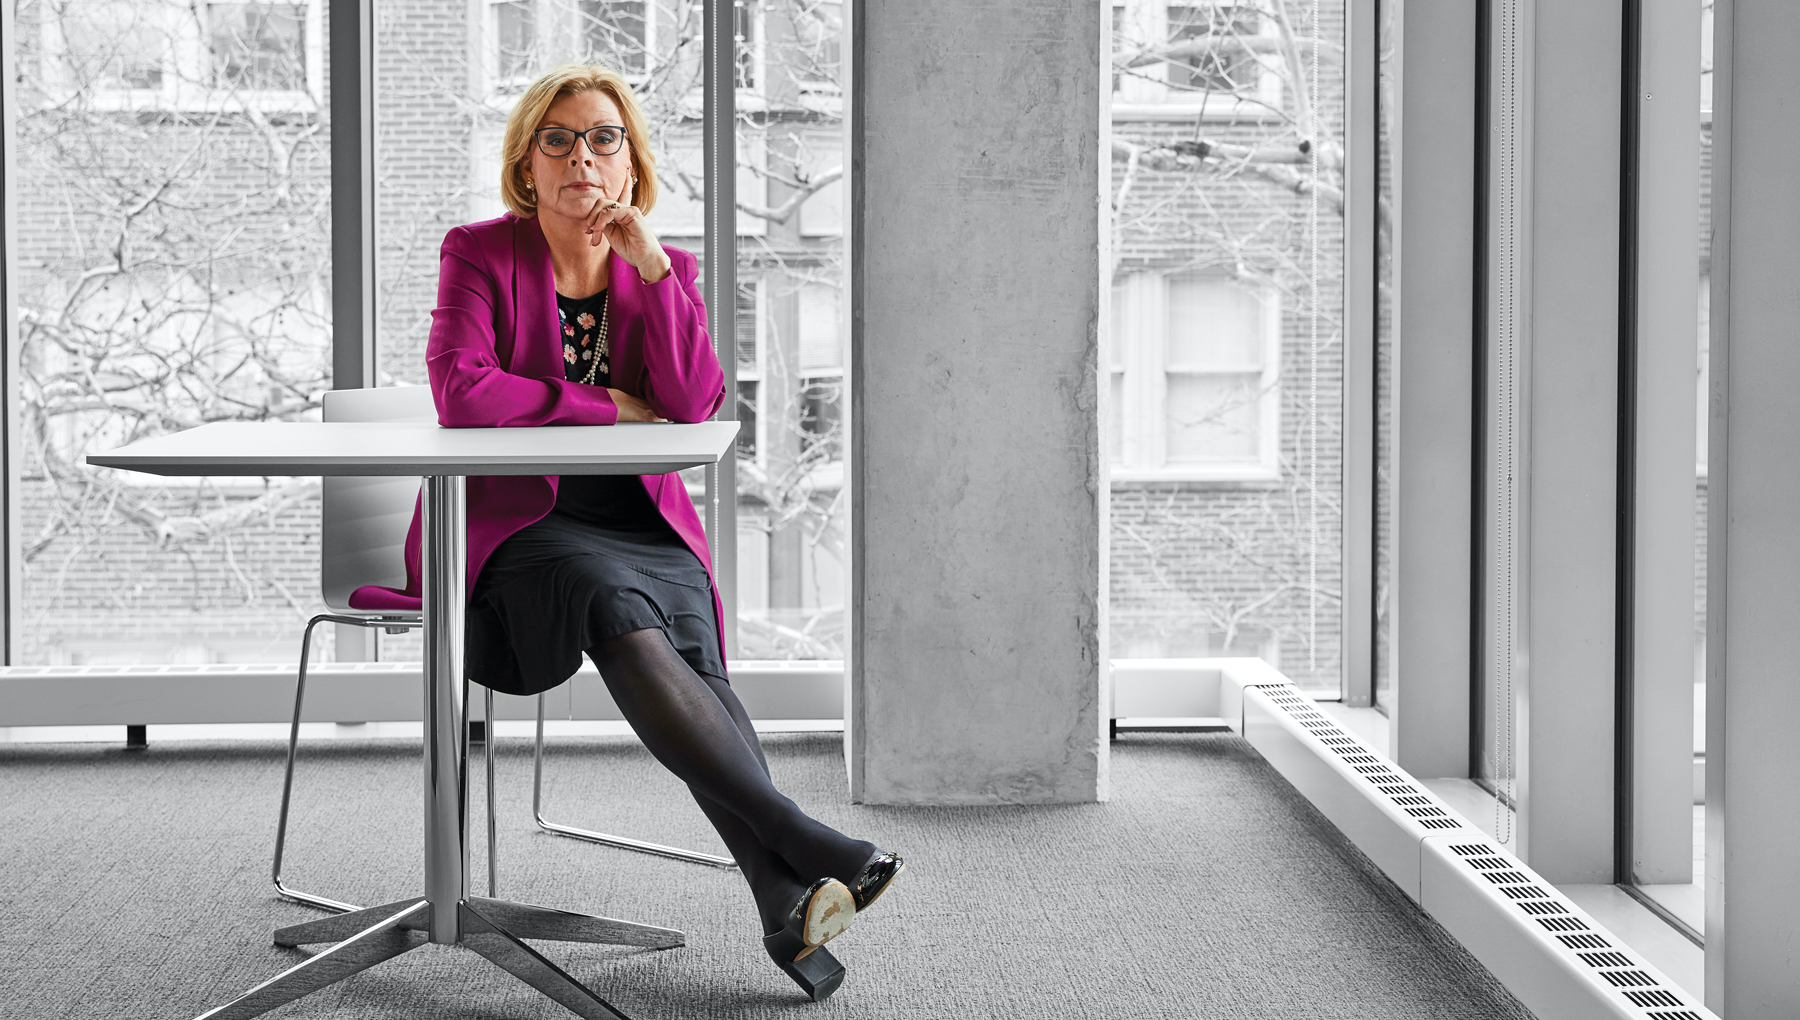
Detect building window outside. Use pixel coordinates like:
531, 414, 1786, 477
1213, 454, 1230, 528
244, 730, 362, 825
1111, 272, 1280, 482
796, 135, 843, 237
579, 0, 649, 77
796, 281, 843, 463
209, 3, 308, 90
790, 1, 840, 93
1165, 3, 1261, 93
1112, 0, 1281, 113
40, 0, 322, 111
734, 0, 758, 89
489, 0, 539, 86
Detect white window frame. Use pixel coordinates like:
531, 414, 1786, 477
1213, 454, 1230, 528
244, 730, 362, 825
1110, 0, 1284, 122
1111, 271, 1281, 484
40, 0, 323, 114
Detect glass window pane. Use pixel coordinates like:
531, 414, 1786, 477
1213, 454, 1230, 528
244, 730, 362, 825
1612, 0, 1709, 934
580, 0, 647, 75
493, 0, 537, 82
737, 0, 845, 659
1111, 0, 1344, 688
210, 3, 307, 91
733, 0, 755, 88
60, 1, 171, 91
1166, 273, 1264, 370
792, 2, 840, 87
1165, 3, 1260, 93
798, 283, 840, 374
1165, 373, 1261, 463
11, 0, 331, 664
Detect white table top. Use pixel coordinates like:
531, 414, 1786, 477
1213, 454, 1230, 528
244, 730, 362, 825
87, 420, 739, 477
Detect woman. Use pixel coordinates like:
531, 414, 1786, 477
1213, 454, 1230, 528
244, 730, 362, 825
363, 64, 900, 1002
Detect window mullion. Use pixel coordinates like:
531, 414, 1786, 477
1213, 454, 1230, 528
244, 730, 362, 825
703, 0, 740, 661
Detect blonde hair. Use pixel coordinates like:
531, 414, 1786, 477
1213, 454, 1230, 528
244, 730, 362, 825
500, 63, 659, 218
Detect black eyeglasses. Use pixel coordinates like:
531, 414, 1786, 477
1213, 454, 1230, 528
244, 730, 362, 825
533, 125, 627, 158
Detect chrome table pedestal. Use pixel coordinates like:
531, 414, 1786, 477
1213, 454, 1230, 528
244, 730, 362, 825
193, 477, 682, 1020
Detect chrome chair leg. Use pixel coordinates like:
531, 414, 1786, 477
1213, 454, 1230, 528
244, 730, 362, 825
273, 613, 363, 913
531, 692, 736, 869
486, 685, 499, 898
274, 612, 446, 913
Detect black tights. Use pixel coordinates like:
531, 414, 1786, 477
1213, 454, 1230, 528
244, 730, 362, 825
589, 627, 875, 935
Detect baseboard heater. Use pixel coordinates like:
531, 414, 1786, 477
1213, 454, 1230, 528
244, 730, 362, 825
1159, 657, 1712, 1020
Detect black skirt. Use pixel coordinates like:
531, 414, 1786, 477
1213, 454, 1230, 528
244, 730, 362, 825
466, 509, 725, 697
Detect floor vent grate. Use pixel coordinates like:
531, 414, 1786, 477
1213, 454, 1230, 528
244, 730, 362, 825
1625, 990, 1686, 1009
1601, 971, 1657, 989
1537, 917, 1590, 934
1503, 885, 1551, 900
1240, 682, 1714, 1020
1558, 933, 1612, 950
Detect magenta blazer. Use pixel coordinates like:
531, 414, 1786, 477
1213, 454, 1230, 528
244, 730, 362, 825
349, 212, 728, 663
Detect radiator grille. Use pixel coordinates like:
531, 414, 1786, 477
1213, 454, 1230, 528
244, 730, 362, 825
1243, 683, 1714, 1019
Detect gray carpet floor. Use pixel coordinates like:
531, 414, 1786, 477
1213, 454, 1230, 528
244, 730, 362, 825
0, 731, 1535, 1019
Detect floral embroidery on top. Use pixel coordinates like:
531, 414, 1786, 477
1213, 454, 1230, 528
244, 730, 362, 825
558, 292, 610, 384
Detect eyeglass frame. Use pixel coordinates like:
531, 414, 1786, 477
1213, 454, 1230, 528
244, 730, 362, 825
532, 125, 629, 158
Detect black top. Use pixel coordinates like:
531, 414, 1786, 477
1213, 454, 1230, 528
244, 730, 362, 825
553, 289, 665, 532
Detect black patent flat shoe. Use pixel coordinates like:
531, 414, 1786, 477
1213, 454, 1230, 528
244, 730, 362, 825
848, 850, 905, 913
763, 878, 855, 1001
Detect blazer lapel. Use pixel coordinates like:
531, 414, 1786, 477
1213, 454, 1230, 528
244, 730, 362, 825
511, 215, 561, 378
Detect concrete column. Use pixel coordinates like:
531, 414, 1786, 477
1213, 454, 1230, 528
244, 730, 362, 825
848, 0, 1106, 804
1705, 2, 1800, 1012
1391, 0, 1477, 779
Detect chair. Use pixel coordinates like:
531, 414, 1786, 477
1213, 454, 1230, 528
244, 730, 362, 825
272, 387, 730, 915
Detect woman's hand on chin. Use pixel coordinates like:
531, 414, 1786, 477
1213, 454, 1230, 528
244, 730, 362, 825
585, 178, 673, 283
608, 388, 668, 423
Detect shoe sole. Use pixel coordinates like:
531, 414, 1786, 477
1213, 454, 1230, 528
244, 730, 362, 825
798, 880, 856, 957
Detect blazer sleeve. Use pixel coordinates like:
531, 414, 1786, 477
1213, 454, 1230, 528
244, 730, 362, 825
632, 247, 726, 424
425, 225, 621, 428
